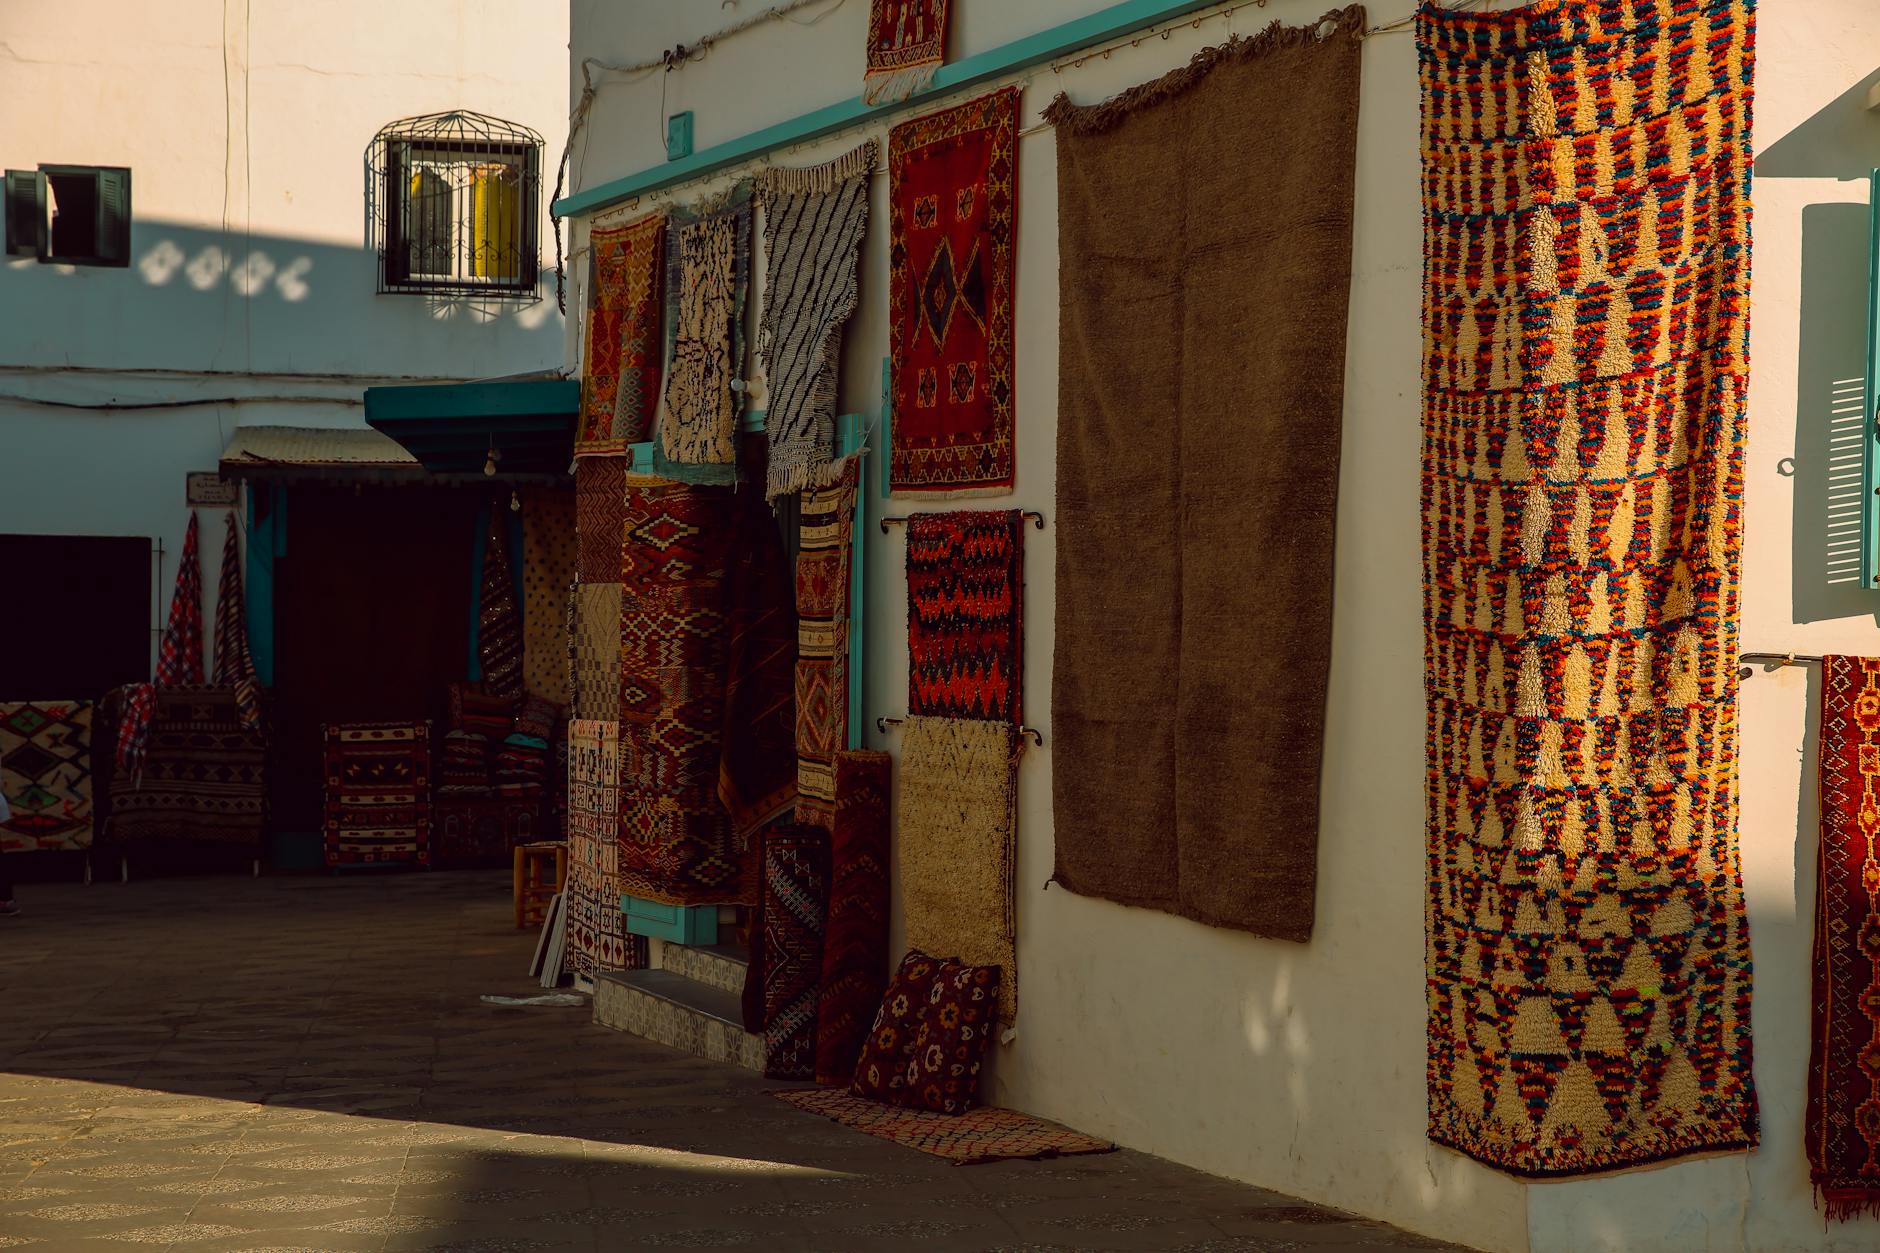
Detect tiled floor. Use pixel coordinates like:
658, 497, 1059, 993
0, 871, 1462, 1251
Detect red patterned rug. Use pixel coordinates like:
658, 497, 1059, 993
887, 86, 1018, 499
864, 0, 948, 104
814, 749, 892, 1086
906, 510, 1022, 722
775, 1088, 1114, 1166
794, 462, 859, 830
575, 456, 628, 584
1812, 655, 1880, 1218
762, 822, 831, 1080
322, 721, 430, 867
578, 213, 665, 455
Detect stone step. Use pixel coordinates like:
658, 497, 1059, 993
592, 969, 763, 1072
655, 940, 749, 995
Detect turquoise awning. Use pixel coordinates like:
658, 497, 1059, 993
364, 376, 579, 478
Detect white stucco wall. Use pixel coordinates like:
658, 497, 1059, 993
0, 0, 568, 656
564, 3, 1879, 1250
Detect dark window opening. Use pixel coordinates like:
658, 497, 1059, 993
47, 171, 98, 260
2, 165, 130, 266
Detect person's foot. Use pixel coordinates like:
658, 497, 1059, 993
0, 900, 18, 916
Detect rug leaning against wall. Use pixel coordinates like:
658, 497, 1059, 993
1045, 10, 1363, 943
0, 700, 94, 852
1417, 0, 1758, 1176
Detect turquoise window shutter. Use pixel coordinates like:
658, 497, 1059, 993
1865, 169, 1880, 590
95, 167, 131, 266
4, 169, 47, 257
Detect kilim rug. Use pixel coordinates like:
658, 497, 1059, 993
570, 582, 623, 723
654, 186, 753, 487
1046, 12, 1362, 947
814, 749, 892, 1086
863, 0, 949, 105
617, 479, 795, 906
795, 461, 860, 830
519, 487, 577, 704
433, 797, 542, 869
1809, 656, 1880, 1217
478, 508, 525, 700
108, 687, 265, 849
899, 715, 1018, 1024
565, 719, 647, 981
887, 87, 1017, 499
906, 510, 1022, 722
575, 456, 628, 584
774, 1089, 1114, 1166
762, 821, 832, 1080
120, 511, 207, 775
211, 513, 262, 732
756, 142, 875, 500
1417, 0, 1758, 1177
0, 700, 94, 851
322, 721, 431, 867
578, 213, 666, 455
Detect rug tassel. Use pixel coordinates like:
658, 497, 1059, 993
1818, 1186, 1880, 1223
757, 140, 878, 196
863, 63, 939, 107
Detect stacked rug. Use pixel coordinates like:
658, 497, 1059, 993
321, 720, 431, 867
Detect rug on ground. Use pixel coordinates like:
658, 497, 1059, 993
775, 1088, 1113, 1166
1416, 0, 1758, 1176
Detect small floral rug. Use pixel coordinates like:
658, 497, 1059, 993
774, 1089, 1113, 1166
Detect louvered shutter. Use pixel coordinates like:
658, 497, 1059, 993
5, 169, 47, 257
95, 167, 131, 266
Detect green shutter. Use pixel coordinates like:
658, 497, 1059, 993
95, 167, 131, 266
4, 169, 46, 257
1865, 169, 1880, 590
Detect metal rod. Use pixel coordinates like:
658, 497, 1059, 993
877, 715, 1043, 748
1739, 651, 1825, 666
879, 510, 1045, 534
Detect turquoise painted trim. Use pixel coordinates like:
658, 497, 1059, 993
879, 357, 893, 499
622, 895, 720, 945
838, 413, 867, 749
622, 410, 765, 480
555, 0, 1229, 219
245, 484, 279, 686
1866, 169, 1880, 591
467, 504, 489, 682
363, 378, 579, 422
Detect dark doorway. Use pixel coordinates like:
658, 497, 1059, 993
0, 533, 151, 699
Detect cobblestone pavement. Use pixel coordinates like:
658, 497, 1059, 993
0, 872, 1463, 1251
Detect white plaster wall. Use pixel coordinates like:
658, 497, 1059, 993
0, 0, 568, 660
565, 2, 1880, 1250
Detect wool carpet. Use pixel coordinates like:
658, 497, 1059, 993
322, 721, 431, 867
907, 510, 1022, 722
762, 821, 832, 1080
569, 582, 623, 723
794, 461, 860, 831
575, 456, 628, 584
863, 0, 949, 105
566, 719, 647, 981
432, 798, 542, 869
578, 213, 666, 455
814, 749, 893, 1086
211, 513, 262, 732
899, 715, 1018, 1024
888, 86, 1017, 499
519, 487, 576, 705
1046, 12, 1363, 946
120, 511, 206, 776
775, 1089, 1113, 1166
756, 143, 875, 500
0, 700, 94, 852
477, 508, 525, 700
108, 687, 265, 849
1416, 0, 1758, 1177
655, 186, 753, 486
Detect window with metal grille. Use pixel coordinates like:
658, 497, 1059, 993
366, 112, 542, 299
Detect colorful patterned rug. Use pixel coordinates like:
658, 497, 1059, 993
794, 461, 860, 830
762, 822, 831, 1080
655, 186, 753, 486
322, 721, 431, 867
108, 687, 265, 849
888, 87, 1017, 499
477, 507, 524, 700
571, 581, 624, 723
566, 719, 647, 980
211, 512, 262, 731
863, 0, 949, 105
1810, 656, 1880, 1218
815, 749, 893, 1086
520, 487, 577, 705
775, 1089, 1113, 1166
578, 213, 666, 456
756, 143, 875, 500
1417, 0, 1758, 1176
575, 456, 628, 584
0, 700, 94, 852
120, 511, 206, 775
899, 715, 1018, 1024
906, 510, 1022, 722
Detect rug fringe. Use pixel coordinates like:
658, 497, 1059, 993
758, 140, 879, 196
1042, 5, 1367, 136
863, 62, 939, 106
1818, 1185, 1880, 1223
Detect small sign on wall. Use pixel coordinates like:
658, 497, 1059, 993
186, 473, 239, 507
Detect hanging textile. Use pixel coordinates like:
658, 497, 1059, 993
814, 748, 892, 1087
863, 0, 949, 105
108, 687, 265, 850
762, 821, 832, 1080
477, 507, 524, 700
755, 142, 876, 500
322, 720, 431, 867
578, 213, 667, 456
1046, 14, 1362, 945
887, 87, 1018, 499
117, 512, 205, 775
654, 186, 754, 486
1416, 0, 1758, 1176
906, 510, 1023, 722
519, 487, 577, 704
566, 719, 648, 981
211, 513, 262, 731
898, 715, 1018, 1025
794, 461, 860, 830
0, 700, 94, 852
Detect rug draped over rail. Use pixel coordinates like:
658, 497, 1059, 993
578, 213, 666, 456
107, 687, 265, 851
655, 187, 754, 486
794, 462, 860, 831
1046, 12, 1363, 943
1416, 0, 1758, 1177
